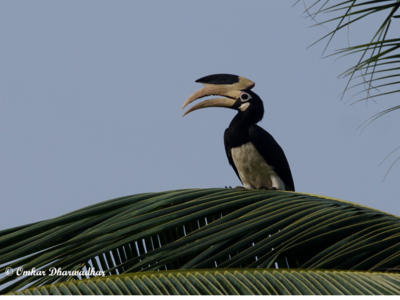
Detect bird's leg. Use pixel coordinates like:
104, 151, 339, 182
225, 186, 233, 189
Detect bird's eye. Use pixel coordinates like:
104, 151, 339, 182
240, 93, 251, 102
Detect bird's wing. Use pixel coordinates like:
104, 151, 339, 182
224, 128, 242, 183
249, 125, 295, 191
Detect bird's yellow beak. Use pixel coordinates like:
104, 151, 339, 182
182, 97, 237, 117
181, 74, 255, 116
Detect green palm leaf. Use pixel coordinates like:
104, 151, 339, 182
1, 189, 400, 294
301, 0, 400, 117
9, 269, 400, 295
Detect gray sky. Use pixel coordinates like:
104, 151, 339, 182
1, 1, 399, 230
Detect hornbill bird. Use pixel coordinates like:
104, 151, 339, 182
181, 74, 295, 191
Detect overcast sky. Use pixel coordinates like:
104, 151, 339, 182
1, 1, 399, 230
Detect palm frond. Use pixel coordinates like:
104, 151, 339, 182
1, 189, 400, 294
303, 0, 400, 113
9, 269, 400, 295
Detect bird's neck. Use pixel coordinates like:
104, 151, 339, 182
230, 112, 256, 130
227, 113, 255, 145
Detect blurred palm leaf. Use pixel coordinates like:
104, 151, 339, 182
300, 0, 400, 122
9, 269, 400, 295
1, 188, 400, 294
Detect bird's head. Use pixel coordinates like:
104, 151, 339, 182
181, 74, 264, 124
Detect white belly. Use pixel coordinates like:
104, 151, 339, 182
231, 142, 285, 190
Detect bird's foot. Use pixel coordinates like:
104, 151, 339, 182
225, 186, 233, 189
